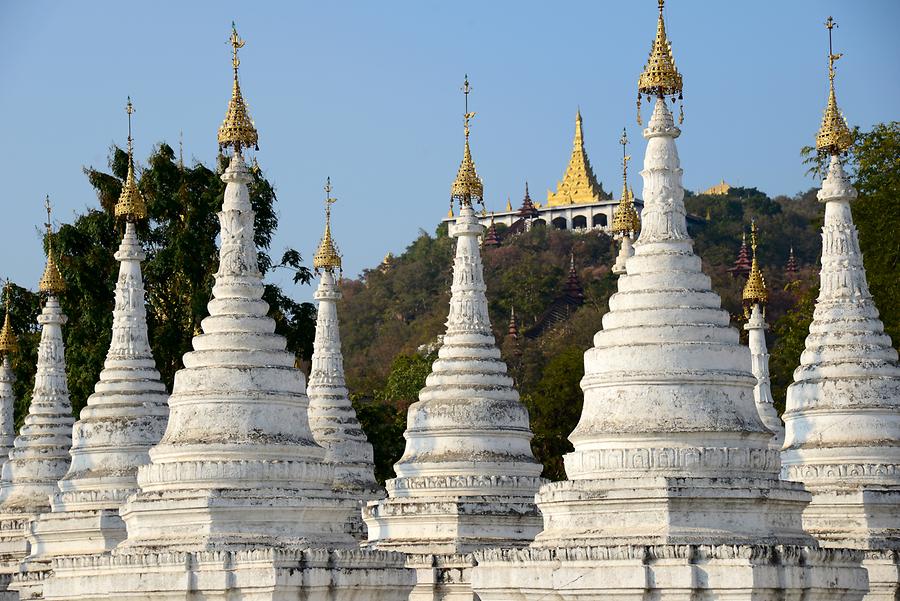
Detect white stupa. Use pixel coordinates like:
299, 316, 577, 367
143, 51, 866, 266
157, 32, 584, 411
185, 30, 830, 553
307, 181, 382, 540
473, 4, 867, 598
363, 77, 544, 598
40, 25, 413, 601
742, 223, 784, 451
0, 295, 18, 466
0, 207, 75, 593
13, 99, 171, 599
781, 17, 900, 600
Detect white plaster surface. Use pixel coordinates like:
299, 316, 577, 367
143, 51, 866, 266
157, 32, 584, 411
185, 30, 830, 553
0, 358, 16, 467
744, 303, 785, 451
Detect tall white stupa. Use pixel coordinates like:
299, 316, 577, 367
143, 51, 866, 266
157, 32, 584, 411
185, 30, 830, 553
742, 222, 784, 451
473, 3, 867, 598
307, 180, 382, 540
13, 99, 171, 598
363, 76, 545, 599
0, 200, 75, 593
41, 25, 413, 601
0, 286, 18, 467
781, 17, 900, 600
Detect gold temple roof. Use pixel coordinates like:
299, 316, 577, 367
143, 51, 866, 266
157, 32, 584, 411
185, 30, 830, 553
701, 179, 732, 196
547, 109, 607, 207
115, 98, 147, 221
39, 196, 66, 296
218, 23, 259, 153
313, 178, 342, 273
815, 17, 853, 155
742, 222, 768, 309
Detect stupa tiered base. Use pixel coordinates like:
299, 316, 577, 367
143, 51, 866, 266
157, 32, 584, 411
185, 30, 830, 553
472, 544, 869, 600
40, 547, 414, 601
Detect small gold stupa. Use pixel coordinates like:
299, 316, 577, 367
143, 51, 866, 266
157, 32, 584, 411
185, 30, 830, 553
450, 75, 484, 209
114, 97, 148, 221
742, 221, 768, 316
39, 196, 66, 296
313, 178, 342, 274
611, 128, 640, 238
218, 23, 259, 154
815, 17, 853, 155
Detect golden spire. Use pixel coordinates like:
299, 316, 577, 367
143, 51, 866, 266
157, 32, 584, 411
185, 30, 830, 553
39, 196, 66, 296
815, 16, 853, 155
450, 74, 484, 208
217, 22, 259, 154
313, 177, 342, 274
0, 280, 16, 356
742, 220, 768, 314
114, 97, 148, 221
505, 196, 512, 212
547, 108, 606, 207
637, 0, 684, 125
612, 128, 641, 237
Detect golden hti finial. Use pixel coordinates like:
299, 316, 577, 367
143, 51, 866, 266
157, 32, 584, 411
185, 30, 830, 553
815, 16, 853, 155
39, 195, 66, 296
0, 280, 17, 357
450, 74, 484, 209
611, 128, 640, 238
637, 0, 684, 126
313, 177, 342, 274
742, 220, 768, 316
114, 97, 148, 221
217, 22, 259, 154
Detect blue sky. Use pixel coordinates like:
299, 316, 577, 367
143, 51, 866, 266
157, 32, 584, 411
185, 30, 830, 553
1, 1, 897, 302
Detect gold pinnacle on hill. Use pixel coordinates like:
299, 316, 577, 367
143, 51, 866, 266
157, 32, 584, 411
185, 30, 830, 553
217, 22, 259, 154
114, 96, 148, 221
313, 177, 342, 274
39, 195, 66, 296
0, 280, 16, 356
450, 74, 484, 208
637, 0, 684, 125
815, 16, 853, 155
612, 127, 641, 237
742, 220, 768, 315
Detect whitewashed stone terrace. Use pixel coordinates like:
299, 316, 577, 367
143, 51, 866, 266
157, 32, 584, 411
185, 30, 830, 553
469, 99, 868, 600
745, 303, 784, 451
307, 267, 382, 539
0, 296, 73, 594
13, 221, 170, 598
781, 153, 900, 599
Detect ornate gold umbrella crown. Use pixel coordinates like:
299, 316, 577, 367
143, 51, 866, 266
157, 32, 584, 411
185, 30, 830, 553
218, 22, 259, 154
637, 0, 684, 125
39, 196, 66, 296
742, 221, 768, 315
0, 281, 17, 356
115, 97, 148, 221
450, 74, 484, 210
612, 128, 641, 237
313, 178, 342, 274
816, 17, 853, 155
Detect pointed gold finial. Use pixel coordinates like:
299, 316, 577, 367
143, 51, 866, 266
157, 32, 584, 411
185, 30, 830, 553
0, 280, 17, 356
39, 196, 66, 295
217, 22, 259, 154
313, 177, 342, 274
612, 128, 640, 237
505, 196, 512, 212
637, 0, 684, 125
815, 16, 853, 155
742, 220, 768, 314
115, 97, 148, 221
450, 74, 484, 208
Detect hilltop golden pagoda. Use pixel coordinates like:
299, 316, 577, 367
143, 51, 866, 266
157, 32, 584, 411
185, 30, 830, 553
546, 109, 609, 206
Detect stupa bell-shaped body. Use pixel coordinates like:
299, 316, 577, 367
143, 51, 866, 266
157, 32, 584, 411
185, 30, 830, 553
781, 154, 900, 553
307, 268, 382, 539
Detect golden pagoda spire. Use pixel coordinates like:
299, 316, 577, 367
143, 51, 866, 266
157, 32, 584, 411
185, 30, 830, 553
547, 108, 606, 207
39, 195, 66, 296
637, 0, 684, 125
114, 97, 148, 221
313, 177, 342, 274
450, 74, 484, 209
612, 128, 641, 238
742, 220, 768, 315
217, 22, 259, 155
815, 16, 853, 155
0, 280, 16, 357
